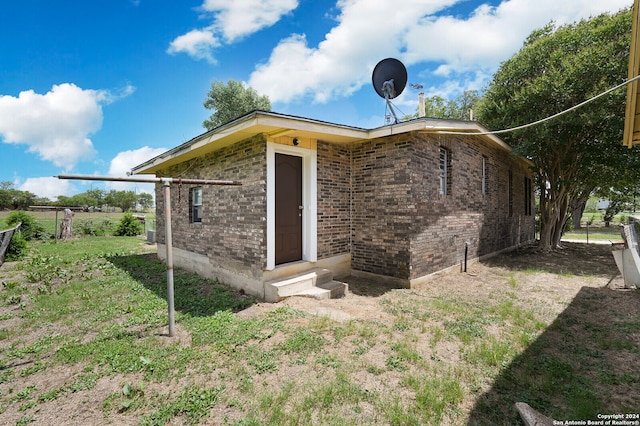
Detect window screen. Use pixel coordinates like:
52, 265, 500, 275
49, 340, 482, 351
190, 187, 202, 223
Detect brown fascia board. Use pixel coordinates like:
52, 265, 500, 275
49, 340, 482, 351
131, 111, 528, 175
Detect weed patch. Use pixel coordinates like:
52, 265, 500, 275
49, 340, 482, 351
0, 238, 635, 424
139, 385, 224, 425
278, 328, 326, 355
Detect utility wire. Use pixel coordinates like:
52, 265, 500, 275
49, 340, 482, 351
435, 74, 640, 136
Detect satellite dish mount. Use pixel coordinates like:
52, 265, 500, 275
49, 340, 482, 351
372, 58, 408, 124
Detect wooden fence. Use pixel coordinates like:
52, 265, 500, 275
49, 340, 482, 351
0, 222, 21, 266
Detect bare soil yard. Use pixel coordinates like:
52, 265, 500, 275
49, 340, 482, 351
1, 239, 638, 425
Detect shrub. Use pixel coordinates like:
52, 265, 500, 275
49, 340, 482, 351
114, 212, 143, 237
78, 219, 114, 236
5, 211, 46, 241
5, 232, 28, 261
585, 214, 595, 226
564, 219, 574, 233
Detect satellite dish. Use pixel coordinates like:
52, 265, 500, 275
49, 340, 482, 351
372, 58, 407, 123
372, 58, 407, 99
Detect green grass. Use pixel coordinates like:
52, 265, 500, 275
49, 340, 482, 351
139, 385, 225, 425
0, 210, 155, 238
0, 235, 635, 424
562, 227, 623, 241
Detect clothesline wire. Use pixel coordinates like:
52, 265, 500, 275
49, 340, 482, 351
435, 74, 640, 136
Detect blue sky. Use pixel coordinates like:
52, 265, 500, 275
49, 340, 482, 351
0, 0, 632, 199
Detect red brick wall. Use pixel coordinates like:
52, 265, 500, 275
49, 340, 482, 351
317, 141, 351, 258
153, 131, 534, 283
349, 132, 535, 280
154, 135, 267, 270
408, 133, 535, 279
350, 137, 414, 277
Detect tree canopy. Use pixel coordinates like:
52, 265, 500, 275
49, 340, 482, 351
0, 182, 47, 210
56, 189, 150, 212
476, 8, 640, 250
203, 80, 271, 130
0, 183, 152, 212
404, 90, 481, 121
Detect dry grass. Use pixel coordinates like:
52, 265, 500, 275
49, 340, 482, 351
0, 237, 638, 425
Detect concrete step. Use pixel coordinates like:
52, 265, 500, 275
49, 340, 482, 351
317, 280, 348, 299
314, 268, 333, 286
293, 281, 348, 300
293, 286, 332, 300
264, 268, 332, 302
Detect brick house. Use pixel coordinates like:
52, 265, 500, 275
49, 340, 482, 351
131, 110, 535, 301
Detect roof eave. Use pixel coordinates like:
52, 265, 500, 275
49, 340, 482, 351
131, 113, 531, 175
132, 111, 369, 175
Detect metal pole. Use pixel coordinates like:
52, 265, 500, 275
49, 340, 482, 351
56, 173, 241, 186
163, 179, 175, 337
464, 242, 468, 273
586, 223, 589, 244
55, 173, 241, 338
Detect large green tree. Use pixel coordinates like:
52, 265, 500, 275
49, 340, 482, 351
476, 8, 640, 250
137, 192, 153, 210
203, 80, 271, 130
104, 190, 142, 212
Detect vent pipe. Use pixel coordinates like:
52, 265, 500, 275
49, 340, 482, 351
418, 92, 425, 117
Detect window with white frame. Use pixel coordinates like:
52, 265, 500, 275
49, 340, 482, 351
190, 187, 202, 223
439, 147, 451, 195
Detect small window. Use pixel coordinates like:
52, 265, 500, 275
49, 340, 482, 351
524, 177, 532, 216
190, 187, 202, 223
439, 147, 451, 195
482, 156, 487, 195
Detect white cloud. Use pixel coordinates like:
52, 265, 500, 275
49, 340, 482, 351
249, 0, 631, 104
168, 0, 298, 62
250, 0, 458, 103
404, 0, 631, 73
19, 176, 76, 201
0, 83, 133, 170
100, 83, 136, 105
107, 146, 167, 192
108, 146, 167, 177
167, 29, 220, 63
202, 0, 298, 42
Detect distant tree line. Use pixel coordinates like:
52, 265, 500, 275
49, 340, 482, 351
0, 181, 153, 212
0, 182, 48, 210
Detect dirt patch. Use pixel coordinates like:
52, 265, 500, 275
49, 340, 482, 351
233, 242, 637, 422
1, 241, 638, 424
246, 242, 625, 325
